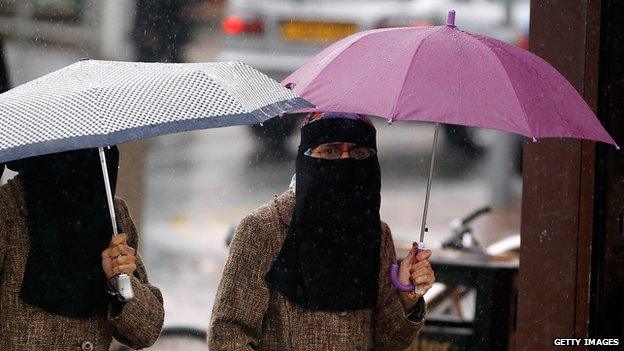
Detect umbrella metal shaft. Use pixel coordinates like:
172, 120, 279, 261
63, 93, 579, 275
419, 123, 441, 243
98, 147, 118, 235
98, 147, 134, 301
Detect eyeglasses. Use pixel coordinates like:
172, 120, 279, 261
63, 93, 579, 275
304, 143, 376, 160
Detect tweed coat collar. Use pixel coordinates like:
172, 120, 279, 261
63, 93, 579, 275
272, 188, 295, 231
0, 177, 27, 218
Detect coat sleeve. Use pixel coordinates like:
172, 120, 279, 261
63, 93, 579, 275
208, 212, 273, 351
373, 222, 425, 351
108, 198, 165, 350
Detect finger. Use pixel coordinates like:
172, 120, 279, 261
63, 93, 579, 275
404, 246, 417, 263
410, 268, 433, 276
101, 248, 112, 259
400, 255, 415, 270
113, 263, 137, 276
110, 233, 128, 247
113, 255, 136, 267
411, 265, 433, 275
412, 260, 432, 270
409, 261, 430, 274
410, 273, 427, 283
416, 249, 432, 262
409, 265, 430, 275
109, 247, 123, 258
412, 274, 435, 285
411, 271, 434, 281
109, 245, 135, 258
411, 260, 431, 270
113, 245, 135, 256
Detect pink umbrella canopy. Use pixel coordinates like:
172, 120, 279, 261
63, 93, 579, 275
283, 10, 619, 293
283, 11, 618, 148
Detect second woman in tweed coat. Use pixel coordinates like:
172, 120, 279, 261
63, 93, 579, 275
209, 112, 435, 351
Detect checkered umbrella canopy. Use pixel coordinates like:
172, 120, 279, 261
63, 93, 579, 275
0, 60, 311, 163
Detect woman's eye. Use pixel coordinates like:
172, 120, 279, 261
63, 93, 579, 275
321, 149, 340, 156
351, 149, 369, 159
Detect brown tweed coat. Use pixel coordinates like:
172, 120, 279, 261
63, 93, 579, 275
0, 178, 164, 351
209, 189, 425, 351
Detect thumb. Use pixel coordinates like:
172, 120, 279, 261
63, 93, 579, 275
401, 244, 417, 267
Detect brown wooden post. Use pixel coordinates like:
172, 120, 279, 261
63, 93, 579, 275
516, 0, 603, 349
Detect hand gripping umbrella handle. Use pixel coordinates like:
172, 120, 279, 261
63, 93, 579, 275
99, 147, 135, 301
390, 242, 427, 294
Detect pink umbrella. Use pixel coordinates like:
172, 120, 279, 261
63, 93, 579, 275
282, 10, 618, 292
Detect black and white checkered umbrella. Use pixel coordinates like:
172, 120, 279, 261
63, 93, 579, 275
0, 59, 311, 163
0, 59, 312, 301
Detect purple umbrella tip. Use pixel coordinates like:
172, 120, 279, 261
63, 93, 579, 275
388, 117, 395, 125
616, 144, 621, 150
285, 82, 295, 90
446, 10, 456, 27
532, 137, 538, 142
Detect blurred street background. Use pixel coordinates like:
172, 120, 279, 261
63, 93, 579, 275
1, 0, 527, 332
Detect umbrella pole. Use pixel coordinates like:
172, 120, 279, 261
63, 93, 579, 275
411, 123, 440, 294
389, 123, 442, 293
419, 123, 441, 243
98, 147, 118, 235
98, 147, 135, 301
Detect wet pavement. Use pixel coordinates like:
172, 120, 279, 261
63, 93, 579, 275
3, 29, 522, 329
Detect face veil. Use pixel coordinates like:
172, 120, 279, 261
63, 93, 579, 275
266, 118, 382, 311
6, 147, 119, 317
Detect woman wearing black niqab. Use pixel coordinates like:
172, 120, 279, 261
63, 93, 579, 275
0, 147, 164, 350
209, 112, 436, 351
7, 148, 120, 316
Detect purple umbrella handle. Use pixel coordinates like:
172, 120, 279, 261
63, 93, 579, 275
389, 242, 427, 292
389, 264, 415, 292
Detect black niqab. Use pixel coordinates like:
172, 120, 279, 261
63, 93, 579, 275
6, 147, 119, 317
266, 118, 382, 311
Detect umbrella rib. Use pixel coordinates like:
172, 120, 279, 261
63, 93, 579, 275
469, 33, 534, 137
93, 85, 107, 138
81, 61, 108, 139
454, 30, 462, 125
390, 26, 445, 121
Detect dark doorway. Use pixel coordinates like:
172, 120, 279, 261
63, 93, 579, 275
589, 0, 624, 342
